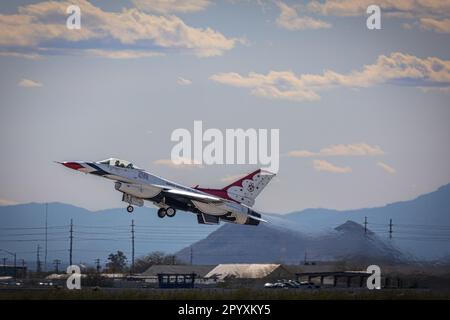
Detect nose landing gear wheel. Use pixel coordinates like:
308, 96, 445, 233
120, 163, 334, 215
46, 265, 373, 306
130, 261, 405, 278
166, 207, 176, 217
127, 205, 134, 213
157, 208, 166, 218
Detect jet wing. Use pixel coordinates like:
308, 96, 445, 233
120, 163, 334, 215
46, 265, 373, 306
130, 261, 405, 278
152, 185, 224, 204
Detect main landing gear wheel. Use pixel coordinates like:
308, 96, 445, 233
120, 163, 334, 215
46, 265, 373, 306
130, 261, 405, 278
157, 208, 166, 218
166, 207, 176, 217
127, 205, 134, 213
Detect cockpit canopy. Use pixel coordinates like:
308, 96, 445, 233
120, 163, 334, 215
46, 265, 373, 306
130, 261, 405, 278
97, 158, 138, 169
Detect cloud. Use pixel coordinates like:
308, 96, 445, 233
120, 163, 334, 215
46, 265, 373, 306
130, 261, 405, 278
83, 49, 164, 59
153, 157, 203, 169
18, 78, 42, 87
289, 143, 384, 157
288, 150, 316, 157
210, 52, 450, 102
420, 17, 450, 33
377, 161, 396, 174
0, 198, 18, 206
0, 51, 42, 60
132, 0, 211, 14
177, 77, 192, 85
307, 0, 450, 17
276, 1, 331, 30
306, 0, 450, 33
313, 159, 352, 173
0, 0, 237, 58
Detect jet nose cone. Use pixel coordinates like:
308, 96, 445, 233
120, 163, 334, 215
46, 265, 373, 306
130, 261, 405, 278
61, 161, 84, 171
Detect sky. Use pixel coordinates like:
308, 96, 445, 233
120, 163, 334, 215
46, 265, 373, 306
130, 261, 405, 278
0, 0, 449, 214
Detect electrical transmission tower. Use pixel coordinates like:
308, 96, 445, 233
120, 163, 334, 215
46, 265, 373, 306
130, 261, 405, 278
36, 245, 42, 273
53, 259, 61, 273
69, 219, 73, 265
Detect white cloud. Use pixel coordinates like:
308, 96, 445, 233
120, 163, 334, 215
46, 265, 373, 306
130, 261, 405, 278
420, 17, 450, 33
307, 0, 450, 18
153, 157, 203, 169
0, 0, 237, 58
210, 52, 450, 102
18, 78, 42, 87
288, 150, 316, 157
289, 143, 385, 157
132, 0, 211, 14
0, 198, 18, 206
276, 1, 331, 30
306, 0, 450, 33
177, 77, 192, 85
0, 51, 42, 60
83, 49, 164, 59
313, 159, 352, 173
377, 161, 396, 174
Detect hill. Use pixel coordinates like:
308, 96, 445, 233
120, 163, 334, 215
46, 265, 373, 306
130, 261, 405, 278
175, 220, 406, 264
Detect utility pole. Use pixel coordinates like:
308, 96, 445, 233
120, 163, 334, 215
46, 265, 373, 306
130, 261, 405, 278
131, 219, 135, 274
0, 251, 16, 279
389, 219, 393, 239
95, 259, 101, 273
53, 259, 61, 273
69, 219, 73, 266
190, 247, 193, 265
2, 257, 7, 274
364, 216, 368, 235
21, 259, 26, 278
45, 203, 48, 272
36, 245, 42, 273
13, 253, 16, 279
304, 251, 307, 265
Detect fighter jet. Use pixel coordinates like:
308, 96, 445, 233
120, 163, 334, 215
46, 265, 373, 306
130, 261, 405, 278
59, 158, 275, 225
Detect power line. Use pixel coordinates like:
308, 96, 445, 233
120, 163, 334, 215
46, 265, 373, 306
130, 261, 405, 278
0, 225, 68, 230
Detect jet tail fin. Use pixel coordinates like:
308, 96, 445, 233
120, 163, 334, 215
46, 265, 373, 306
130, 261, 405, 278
196, 169, 275, 207
222, 169, 275, 206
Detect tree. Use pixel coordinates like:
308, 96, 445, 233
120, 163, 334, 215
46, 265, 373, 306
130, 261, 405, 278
106, 251, 127, 273
133, 251, 184, 273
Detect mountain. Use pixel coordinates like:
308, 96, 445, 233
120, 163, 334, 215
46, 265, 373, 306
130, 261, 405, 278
175, 220, 406, 264
0, 202, 219, 269
275, 184, 450, 259
1, 183, 450, 268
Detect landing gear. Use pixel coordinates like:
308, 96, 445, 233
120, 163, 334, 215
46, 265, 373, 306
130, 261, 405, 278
166, 207, 176, 217
157, 208, 166, 218
127, 205, 134, 213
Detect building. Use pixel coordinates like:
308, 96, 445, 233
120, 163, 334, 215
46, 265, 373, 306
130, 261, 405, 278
139, 265, 216, 284
0, 265, 27, 278
205, 264, 295, 282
